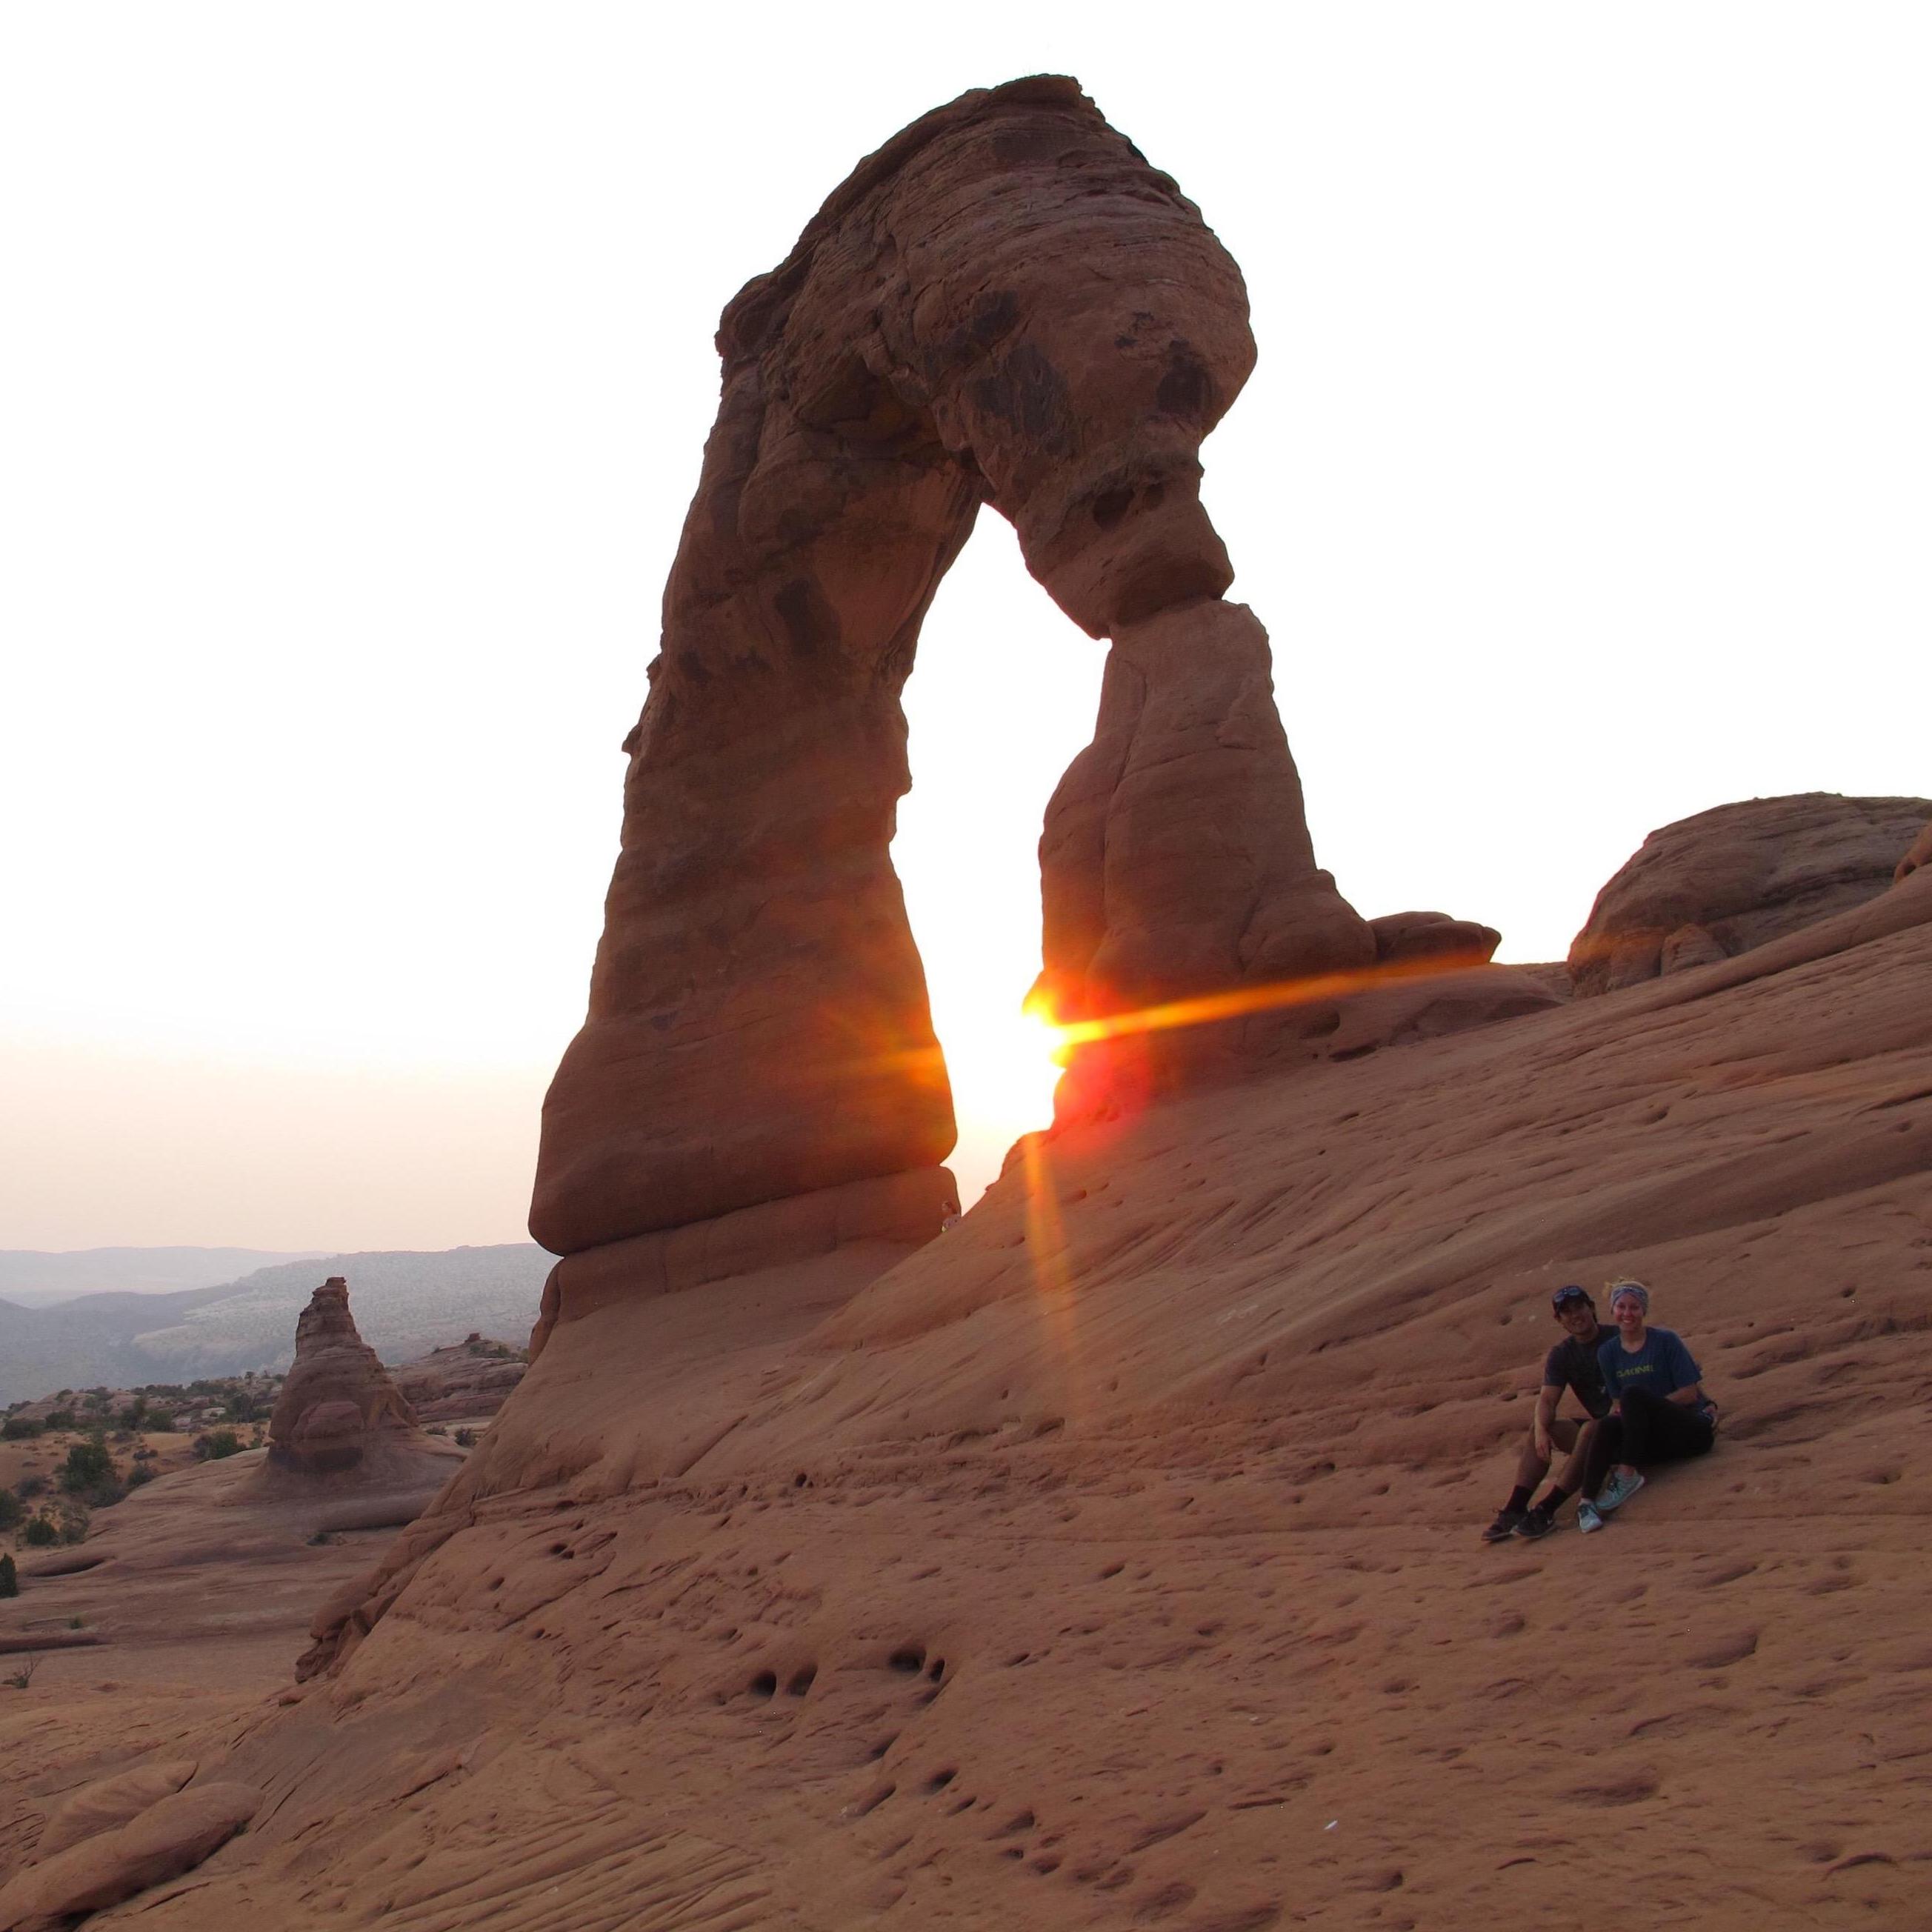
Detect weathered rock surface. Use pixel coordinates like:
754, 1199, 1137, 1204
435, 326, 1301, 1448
390, 1334, 527, 1424
0, 1782, 256, 1930
531, 76, 1371, 1259
1037, 601, 1374, 1107
1568, 791, 1931, 996
1368, 909, 1502, 966
32, 1761, 198, 1861
9, 863, 1921, 1931
1897, 819, 1932, 884
256, 1279, 443, 1487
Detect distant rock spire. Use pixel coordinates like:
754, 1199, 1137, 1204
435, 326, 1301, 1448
264, 1277, 422, 1477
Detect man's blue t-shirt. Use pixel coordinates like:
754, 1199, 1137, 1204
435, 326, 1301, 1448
1597, 1327, 1703, 1406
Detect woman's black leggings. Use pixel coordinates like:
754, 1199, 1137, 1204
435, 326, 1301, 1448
1584, 1387, 1715, 1496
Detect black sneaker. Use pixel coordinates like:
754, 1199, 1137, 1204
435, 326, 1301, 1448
1512, 1505, 1558, 1540
1482, 1507, 1527, 1543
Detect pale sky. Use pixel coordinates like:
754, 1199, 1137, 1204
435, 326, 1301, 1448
2, 4, 1926, 1252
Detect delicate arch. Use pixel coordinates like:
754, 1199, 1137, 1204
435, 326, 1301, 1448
531, 77, 1371, 1257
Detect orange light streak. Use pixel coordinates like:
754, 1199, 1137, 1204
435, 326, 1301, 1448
1033, 947, 1495, 1054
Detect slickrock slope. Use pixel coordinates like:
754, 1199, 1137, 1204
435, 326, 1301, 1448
1, 867, 1922, 1930
531, 76, 1387, 1263
1568, 791, 1931, 996
390, 1336, 527, 1425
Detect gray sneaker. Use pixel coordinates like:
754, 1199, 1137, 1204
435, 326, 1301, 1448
1576, 1500, 1605, 1534
1596, 1470, 1645, 1513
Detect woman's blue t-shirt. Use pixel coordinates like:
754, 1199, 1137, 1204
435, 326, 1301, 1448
1597, 1327, 1703, 1403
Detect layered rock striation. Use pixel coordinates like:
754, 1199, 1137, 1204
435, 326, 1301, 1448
530, 76, 1377, 1266
1568, 792, 1932, 997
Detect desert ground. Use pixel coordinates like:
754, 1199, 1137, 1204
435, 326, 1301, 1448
2, 867, 1927, 1929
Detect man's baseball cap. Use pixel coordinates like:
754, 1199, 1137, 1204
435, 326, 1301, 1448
1550, 1285, 1593, 1312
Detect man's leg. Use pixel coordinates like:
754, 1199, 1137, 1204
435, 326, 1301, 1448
1485, 1418, 1565, 1540
1511, 1421, 1587, 1539
1554, 1418, 1596, 1495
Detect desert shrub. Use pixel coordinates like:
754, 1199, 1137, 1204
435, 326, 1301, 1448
116, 1402, 147, 1430
307, 1529, 335, 1546
0, 1488, 21, 1531
124, 1462, 157, 1489
0, 1553, 16, 1598
61, 1438, 116, 1493
144, 1411, 175, 1433
16, 1476, 46, 1501
453, 1427, 479, 1448
22, 1516, 59, 1548
193, 1430, 244, 1462
0, 1416, 41, 1440
43, 1409, 75, 1431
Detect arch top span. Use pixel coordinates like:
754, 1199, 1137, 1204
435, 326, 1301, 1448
530, 78, 1373, 1259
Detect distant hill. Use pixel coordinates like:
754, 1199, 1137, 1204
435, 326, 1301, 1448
0, 1245, 552, 1405
0, 1247, 324, 1307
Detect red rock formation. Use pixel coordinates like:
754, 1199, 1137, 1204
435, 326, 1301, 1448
1568, 791, 1932, 996
1368, 910, 1502, 967
261, 1279, 425, 1480
1897, 820, 1932, 884
390, 1335, 527, 1424
530, 76, 1372, 1260
0, 1782, 258, 1928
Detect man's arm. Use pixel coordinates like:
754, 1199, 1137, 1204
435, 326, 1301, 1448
1533, 1383, 1562, 1459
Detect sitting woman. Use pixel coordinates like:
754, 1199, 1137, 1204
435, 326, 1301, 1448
1578, 1279, 1716, 1533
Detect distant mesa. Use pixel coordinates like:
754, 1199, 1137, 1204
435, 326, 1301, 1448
1568, 792, 1932, 997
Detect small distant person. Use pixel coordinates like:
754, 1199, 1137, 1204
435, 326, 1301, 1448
1482, 1285, 1613, 1542
1576, 1279, 1716, 1533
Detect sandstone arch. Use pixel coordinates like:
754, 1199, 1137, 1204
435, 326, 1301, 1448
530, 76, 1373, 1260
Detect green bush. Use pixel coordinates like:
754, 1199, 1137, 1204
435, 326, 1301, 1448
144, 1412, 175, 1433
0, 1488, 21, 1531
124, 1462, 157, 1489
16, 1476, 46, 1501
453, 1427, 478, 1448
42, 1409, 75, 1431
0, 1553, 16, 1598
22, 1516, 59, 1548
194, 1430, 244, 1462
0, 1416, 41, 1441
61, 1439, 116, 1493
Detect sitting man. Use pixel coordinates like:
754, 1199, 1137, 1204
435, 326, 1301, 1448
1482, 1284, 1613, 1542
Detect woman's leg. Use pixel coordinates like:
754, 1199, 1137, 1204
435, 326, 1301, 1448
1618, 1387, 1714, 1468
1581, 1415, 1623, 1499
